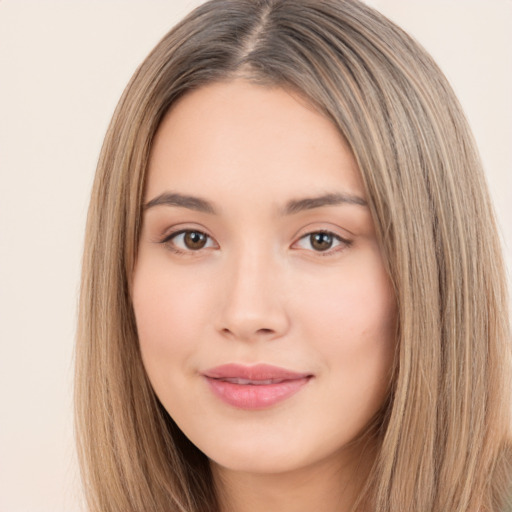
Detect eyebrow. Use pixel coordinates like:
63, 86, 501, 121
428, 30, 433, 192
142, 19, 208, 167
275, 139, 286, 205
143, 192, 216, 214
143, 191, 368, 215
283, 192, 367, 214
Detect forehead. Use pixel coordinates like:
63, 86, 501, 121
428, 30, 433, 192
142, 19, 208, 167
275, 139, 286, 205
146, 79, 365, 205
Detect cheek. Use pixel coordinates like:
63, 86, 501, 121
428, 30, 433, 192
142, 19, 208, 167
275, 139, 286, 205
131, 258, 216, 376
306, 251, 394, 334
301, 251, 396, 385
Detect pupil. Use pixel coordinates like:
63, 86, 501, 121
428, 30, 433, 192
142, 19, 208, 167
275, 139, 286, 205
184, 231, 206, 250
311, 232, 332, 251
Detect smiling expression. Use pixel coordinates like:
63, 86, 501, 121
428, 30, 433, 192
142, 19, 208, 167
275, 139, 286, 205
132, 79, 396, 475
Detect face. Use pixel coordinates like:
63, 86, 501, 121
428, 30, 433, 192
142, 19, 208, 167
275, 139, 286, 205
132, 80, 396, 476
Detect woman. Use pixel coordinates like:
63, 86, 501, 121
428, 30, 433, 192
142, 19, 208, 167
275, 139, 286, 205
75, 0, 512, 511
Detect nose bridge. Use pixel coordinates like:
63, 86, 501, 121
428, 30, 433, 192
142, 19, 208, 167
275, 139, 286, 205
217, 240, 289, 341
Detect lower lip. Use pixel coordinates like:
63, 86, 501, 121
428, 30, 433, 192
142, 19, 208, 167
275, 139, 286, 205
205, 377, 311, 410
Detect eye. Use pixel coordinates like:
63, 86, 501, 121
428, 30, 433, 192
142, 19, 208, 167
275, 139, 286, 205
294, 231, 351, 254
162, 229, 216, 252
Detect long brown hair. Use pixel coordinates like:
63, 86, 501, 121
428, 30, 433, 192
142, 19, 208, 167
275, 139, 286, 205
75, 1, 512, 510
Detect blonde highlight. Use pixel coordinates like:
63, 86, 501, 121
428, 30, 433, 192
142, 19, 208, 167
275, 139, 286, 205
75, 1, 512, 510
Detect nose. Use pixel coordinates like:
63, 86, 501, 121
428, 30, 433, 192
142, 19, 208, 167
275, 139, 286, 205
215, 245, 290, 342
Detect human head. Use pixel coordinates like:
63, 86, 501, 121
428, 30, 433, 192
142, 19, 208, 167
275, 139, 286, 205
76, 1, 511, 511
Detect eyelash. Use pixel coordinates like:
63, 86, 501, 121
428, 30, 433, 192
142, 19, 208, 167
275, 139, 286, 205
160, 229, 217, 256
160, 229, 353, 256
293, 230, 353, 256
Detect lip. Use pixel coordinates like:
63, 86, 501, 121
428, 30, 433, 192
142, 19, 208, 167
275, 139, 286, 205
202, 364, 313, 410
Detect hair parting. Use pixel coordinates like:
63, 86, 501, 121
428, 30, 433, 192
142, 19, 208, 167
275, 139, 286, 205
76, 1, 512, 511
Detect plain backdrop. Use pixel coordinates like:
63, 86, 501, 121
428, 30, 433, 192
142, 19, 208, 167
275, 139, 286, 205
0, 1, 511, 511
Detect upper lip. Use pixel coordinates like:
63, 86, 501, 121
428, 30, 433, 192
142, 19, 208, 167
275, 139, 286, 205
202, 364, 312, 383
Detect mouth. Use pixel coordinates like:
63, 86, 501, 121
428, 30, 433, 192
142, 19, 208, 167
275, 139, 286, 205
202, 364, 313, 410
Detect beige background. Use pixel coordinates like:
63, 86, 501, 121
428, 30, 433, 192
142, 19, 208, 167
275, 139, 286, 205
0, 1, 510, 511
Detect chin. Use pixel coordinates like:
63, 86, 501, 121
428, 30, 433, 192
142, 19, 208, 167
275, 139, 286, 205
194, 428, 349, 477
209, 447, 307, 475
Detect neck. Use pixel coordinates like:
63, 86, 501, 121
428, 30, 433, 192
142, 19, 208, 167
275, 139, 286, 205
211, 438, 377, 512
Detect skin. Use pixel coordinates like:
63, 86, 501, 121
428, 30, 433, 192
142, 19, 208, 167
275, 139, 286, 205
132, 79, 397, 512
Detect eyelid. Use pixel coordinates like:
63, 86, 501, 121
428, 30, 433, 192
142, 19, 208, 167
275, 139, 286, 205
291, 229, 353, 255
160, 227, 218, 254
156, 224, 352, 256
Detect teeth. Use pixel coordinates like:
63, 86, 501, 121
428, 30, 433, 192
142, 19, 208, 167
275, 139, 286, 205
221, 378, 283, 385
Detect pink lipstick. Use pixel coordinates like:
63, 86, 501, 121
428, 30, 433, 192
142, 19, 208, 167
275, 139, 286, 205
202, 364, 312, 410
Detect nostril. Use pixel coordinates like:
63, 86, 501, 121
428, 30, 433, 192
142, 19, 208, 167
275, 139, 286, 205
220, 327, 275, 338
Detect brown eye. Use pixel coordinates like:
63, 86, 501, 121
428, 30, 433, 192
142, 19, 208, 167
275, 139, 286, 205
310, 232, 333, 251
293, 230, 352, 255
163, 230, 215, 253
183, 231, 208, 250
